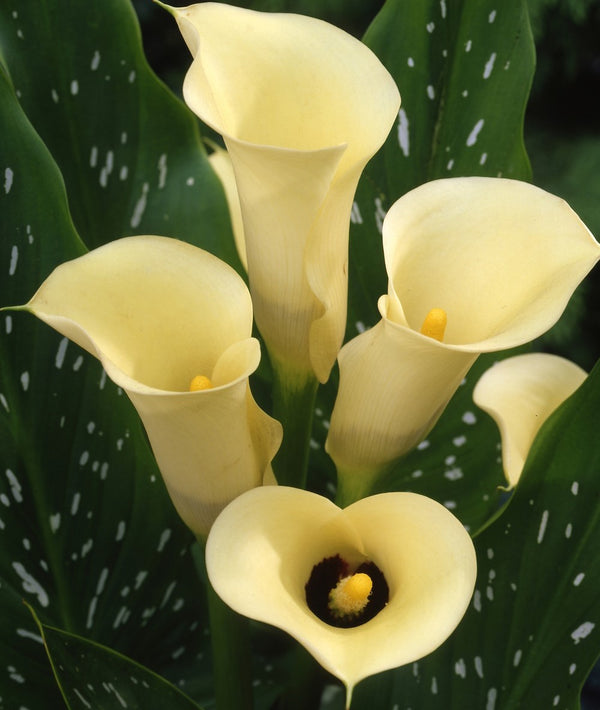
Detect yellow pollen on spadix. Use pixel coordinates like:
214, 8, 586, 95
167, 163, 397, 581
189, 375, 213, 392
420, 308, 447, 342
328, 572, 373, 618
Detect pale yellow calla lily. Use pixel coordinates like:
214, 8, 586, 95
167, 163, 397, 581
206, 486, 476, 707
21, 236, 282, 537
208, 145, 247, 270
326, 178, 600, 501
165, 2, 401, 383
473, 353, 587, 488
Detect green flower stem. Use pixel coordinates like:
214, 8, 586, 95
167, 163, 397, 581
276, 644, 329, 710
271, 362, 319, 489
192, 542, 253, 710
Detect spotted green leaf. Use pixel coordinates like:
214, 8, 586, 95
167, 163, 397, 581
28, 605, 205, 710
351, 357, 600, 709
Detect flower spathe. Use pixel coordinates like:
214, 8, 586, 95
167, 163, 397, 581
473, 353, 587, 488
326, 178, 600, 502
166, 2, 401, 383
206, 486, 477, 706
23, 236, 282, 537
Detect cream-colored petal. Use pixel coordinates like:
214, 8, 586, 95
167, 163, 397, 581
206, 487, 476, 703
326, 309, 477, 500
473, 353, 586, 487
167, 2, 400, 381
208, 146, 247, 270
26, 236, 253, 391
25, 236, 282, 536
384, 178, 600, 351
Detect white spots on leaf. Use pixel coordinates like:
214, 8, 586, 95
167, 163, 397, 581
0, 492, 10, 506
444, 500, 457, 510
374, 197, 386, 234
51, 88, 59, 103
426, 22, 435, 33
100, 461, 109, 480
569, 663, 577, 675
465, 39, 472, 52
474, 656, 484, 678
462, 411, 477, 425
157, 528, 172, 552
73, 689, 92, 709
486, 585, 494, 601
5, 314, 13, 334
9, 245, 18, 275
0, 392, 10, 413
79, 450, 89, 467
115, 520, 126, 542
16, 627, 43, 644
130, 182, 149, 228
486, 688, 497, 710
160, 580, 177, 609
350, 202, 362, 224
70, 80, 79, 96
466, 119, 485, 147
411, 469, 423, 478
462, 89, 469, 98
135, 570, 148, 590
417, 439, 430, 450
8, 665, 25, 683
513, 649, 522, 666
480, 152, 488, 165
90, 50, 101, 71
121, 131, 128, 145
113, 605, 131, 629
487, 548, 494, 560
70, 492, 81, 516
6, 469, 23, 503
73, 355, 84, 372
397, 108, 410, 157
571, 480, 579, 495
444, 467, 463, 481
11, 562, 49, 607
483, 53, 497, 79
537, 509, 549, 543
446, 159, 454, 171
489, 10, 497, 23
81, 538, 93, 558
86, 596, 98, 629
158, 153, 168, 189
119, 165, 129, 181
453, 435, 467, 447
49, 513, 61, 533
455, 658, 466, 678
440, 0, 447, 18
20, 371, 29, 392
573, 572, 585, 586
473, 589, 482, 612
571, 621, 594, 644
407, 57, 415, 68
128, 70, 136, 83
4, 167, 14, 194
430, 676, 438, 694
90, 146, 98, 168
96, 567, 109, 596
426, 85, 435, 100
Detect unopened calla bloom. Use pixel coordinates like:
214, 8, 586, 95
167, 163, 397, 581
21, 236, 282, 537
326, 178, 600, 502
206, 486, 476, 707
166, 2, 401, 383
473, 353, 587, 488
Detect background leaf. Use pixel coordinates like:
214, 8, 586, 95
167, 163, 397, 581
29, 606, 205, 710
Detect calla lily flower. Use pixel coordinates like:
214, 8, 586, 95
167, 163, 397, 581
166, 2, 401, 383
20, 236, 282, 537
326, 178, 600, 502
206, 486, 476, 707
473, 353, 587, 488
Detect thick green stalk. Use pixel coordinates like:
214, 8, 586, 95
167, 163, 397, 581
271, 362, 318, 489
192, 543, 253, 710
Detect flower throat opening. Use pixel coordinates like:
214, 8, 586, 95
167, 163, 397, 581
305, 554, 389, 628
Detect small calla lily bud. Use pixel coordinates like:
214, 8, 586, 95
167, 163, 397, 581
22, 236, 282, 537
473, 353, 587, 488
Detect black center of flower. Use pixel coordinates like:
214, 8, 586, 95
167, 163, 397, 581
305, 554, 389, 628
